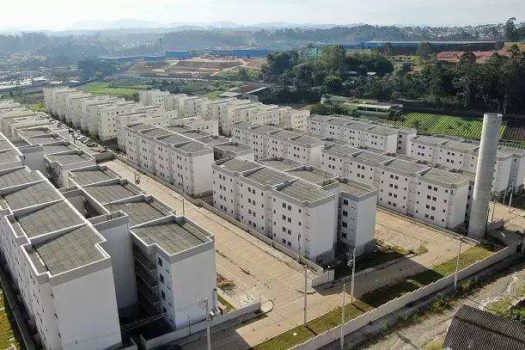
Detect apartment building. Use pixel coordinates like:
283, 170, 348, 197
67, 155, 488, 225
138, 89, 170, 109
0, 166, 122, 349
320, 144, 361, 178
65, 170, 217, 329
44, 150, 96, 187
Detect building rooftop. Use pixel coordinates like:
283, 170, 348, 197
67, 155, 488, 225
29, 225, 105, 275
323, 144, 361, 157
0, 168, 41, 189
258, 158, 301, 172
384, 158, 429, 175
290, 134, 324, 147
278, 180, 329, 202
269, 129, 302, 141
0, 140, 14, 151
346, 121, 375, 131
69, 168, 118, 186
42, 143, 77, 155
127, 123, 153, 132
27, 135, 62, 145
444, 305, 525, 350
337, 178, 377, 197
84, 183, 140, 204
218, 158, 261, 173
412, 135, 448, 146
421, 168, 471, 186
2, 181, 61, 210
9, 139, 29, 148
18, 129, 52, 138
15, 200, 85, 238
132, 220, 207, 255
353, 150, 393, 164
198, 135, 230, 146
175, 141, 209, 153
180, 130, 208, 140
368, 125, 398, 136
0, 150, 21, 164
244, 167, 294, 187
47, 152, 92, 164
326, 116, 352, 126
233, 121, 256, 130
213, 143, 253, 154
442, 140, 479, 152
287, 167, 335, 185
140, 128, 172, 138
105, 200, 170, 227
157, 133, 191, 146
165, 126, 189, 133
251, 124, 282, 136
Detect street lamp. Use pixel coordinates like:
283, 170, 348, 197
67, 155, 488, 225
199, 298, 214, 350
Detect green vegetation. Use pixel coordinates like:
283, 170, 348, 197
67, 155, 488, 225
486, 282, 525, 317
217, 294, 235, 312
254, 300, 370, 350
0, 288, 20, 349
214, 67, 262, 82
30, 102, 47, 113
256, 244, 494, 349
424, 337, 445, 350
335, 240, 412, 279
151, 79, 242, 100
388, 112, 507, 140
361, 245, 493, 307
81, 82, 148, 100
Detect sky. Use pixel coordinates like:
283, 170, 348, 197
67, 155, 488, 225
0, 0, 523, 31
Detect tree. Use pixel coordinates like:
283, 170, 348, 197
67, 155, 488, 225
323, 75, 343, 95
417, 42, 433, 60
504, 17, 519, 41
383, 42, 393, 57
262, 51, 298, 80
77, 58, 119, 81
320, 45, 347, 75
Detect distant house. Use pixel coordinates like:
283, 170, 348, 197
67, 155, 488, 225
444, 305, 525, 350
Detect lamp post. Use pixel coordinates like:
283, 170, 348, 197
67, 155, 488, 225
199, 298, 212, 350
454, 239, 463, 289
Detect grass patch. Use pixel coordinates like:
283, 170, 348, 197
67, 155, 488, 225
424, 337, 445, 350
335, 241, 411, 279
80, 82, 148, 99
217, 294, 235, 312
30, 102, 47, 113
361, 245, 493, 308
486, 283, 525, 317
0, 289, 20, 349
254, 300, 370, 350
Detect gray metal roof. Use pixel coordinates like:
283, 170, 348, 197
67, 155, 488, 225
30, 225, 105, 275
3, 182, 61, 210
244, 167, 294, 187
105, 200, 169, 227
289, 134, 324, 147
165, 126, 189, 133
287, 167, 335, 185
47, 153, 92, 164
132, 220, 207, 255
219, 158, 261, 173
268, 129, 302, 141
444, 305, 525, 350
420, 168, 471, 186
28, 135, 61, 145
368, 125, 398, 136
128, 123, 152, 131
69, 168, 117, 186
175, 141, 208, 153
338, 179, 377, 197
0, 150, 20, 163
214, 143, 252, 154
0, 140, 14, 151
278, 180, 329, 202
180, 130, 208, 140
9, 139, 29, 148
0, 168, 41, 189
16, 201, 84, 238
252, 124, 281, 135
353, 151, 393, 164
19, 129, 51, 137
384, 158, 429, 175
346, 122, 374, 131
84, 183, 139, 204
258, 158, 301, 172
198, 135, 230, 146
232, 121, 256, 130
323, 144, 361, 157
442, 140, 479, 152
140, 128, 172, 138
157, 133, 191, 146
412, 135, 448, 146
42, 143, 76, 154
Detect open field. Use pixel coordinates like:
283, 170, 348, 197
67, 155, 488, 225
388, 112, 507, 140
80, 82, 150, 99
0, 288, 20, 349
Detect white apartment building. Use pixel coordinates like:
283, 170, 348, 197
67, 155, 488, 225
170, 116, 219, 136
154, 133, 193, 182
95, 101, 139, 140
320, 144, 362, 178
139, 89, 170, 109
286, 134, 324, 167
171, 141, 214, 196
279, 107, 310, 131
44, 150, 96, 187
0, 166, 122, 350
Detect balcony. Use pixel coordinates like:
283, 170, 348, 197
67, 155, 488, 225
135, 262, 158, 290
133, 248, 156, 273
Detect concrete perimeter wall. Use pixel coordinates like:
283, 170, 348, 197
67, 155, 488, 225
292, 244, 517, 350
139, 302, 261, 349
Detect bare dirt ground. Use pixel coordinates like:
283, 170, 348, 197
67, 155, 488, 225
358, 261, 525, 350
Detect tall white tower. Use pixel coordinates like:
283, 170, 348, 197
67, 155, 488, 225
468, 113, 502, 238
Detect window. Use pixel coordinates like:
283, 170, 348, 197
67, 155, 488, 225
158, 257, 163, 266
159, 274, 164, 284
161, 291, 166, 300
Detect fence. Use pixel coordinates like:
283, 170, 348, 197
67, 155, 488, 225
292, 245, 517, 350
139, 302, 261, 349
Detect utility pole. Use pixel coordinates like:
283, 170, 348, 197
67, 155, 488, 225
199, 299, 212, 350
303, 266, 308, 325
508, 182, 515, 213
350, 248, 356, 304
340, 283, 346, 349
454, 239, 463, 289
491, 195, 496, 222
